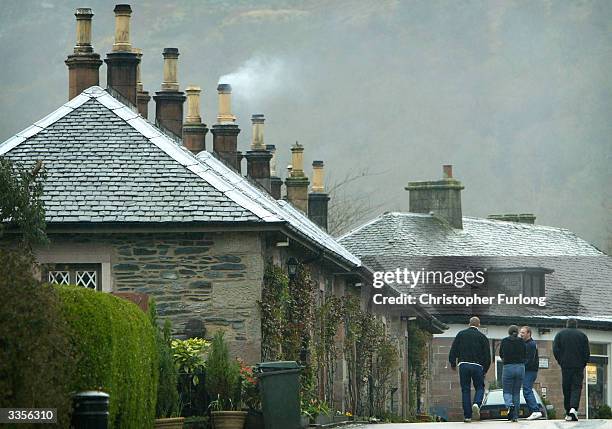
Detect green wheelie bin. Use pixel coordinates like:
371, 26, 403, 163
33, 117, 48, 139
255, 361, 302, 429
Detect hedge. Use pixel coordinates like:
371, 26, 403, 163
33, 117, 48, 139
0, 250, 74, 427
57, 285, 159, 428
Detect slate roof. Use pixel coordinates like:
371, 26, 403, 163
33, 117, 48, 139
0, 86, 359, 268
339, 212, 612, 325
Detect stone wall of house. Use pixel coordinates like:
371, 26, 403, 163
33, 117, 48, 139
111, 231, 265, 363
430, 337, 585, 421
37, 231, 265, 364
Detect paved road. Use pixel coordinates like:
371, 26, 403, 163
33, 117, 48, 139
352, 420, 612, 429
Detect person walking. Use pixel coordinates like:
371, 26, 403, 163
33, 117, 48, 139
520, 326, 542, 420
449, 316, 491, 423
553, 318, 590, 421
499, 325, 526, 422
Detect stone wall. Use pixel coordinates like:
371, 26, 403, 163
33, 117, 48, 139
38, 231, 265, 363
111, 231, 265, 363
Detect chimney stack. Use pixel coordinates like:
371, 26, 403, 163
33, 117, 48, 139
245, 115, 273, 192
65, 8, 103, 100
104, 4, 140, 105
133, 48, 150, 118
153, 48, 186, 137
405, 164, 464, 229
211, 84, 241, 171
182, 85, 208, 154
308, 161, 330, 230
267, 144, 283, 199
285, 142, 310, 213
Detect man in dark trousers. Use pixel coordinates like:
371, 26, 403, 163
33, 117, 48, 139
520, 326, 542, 420
553, 318, 590, 421
449, 316, 491, 423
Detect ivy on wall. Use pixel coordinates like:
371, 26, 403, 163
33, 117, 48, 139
260, 263, 421, 419
407, 322, 432, 416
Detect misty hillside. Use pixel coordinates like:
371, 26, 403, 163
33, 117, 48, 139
0, 0, 610, 250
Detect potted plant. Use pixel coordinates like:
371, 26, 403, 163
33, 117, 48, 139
150, 303, 184, 429
206, 331, 246, 429
238, 359, 263, 429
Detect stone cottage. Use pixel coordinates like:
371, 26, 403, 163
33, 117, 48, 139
0, 3, 446, 418
340, 165, 612, 421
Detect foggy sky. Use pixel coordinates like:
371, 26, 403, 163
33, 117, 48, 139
0, 0, 610, 250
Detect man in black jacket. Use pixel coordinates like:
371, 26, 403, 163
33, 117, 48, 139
520, 326, 542, 420
449, 316, 491, 423
553, 318, 590, 421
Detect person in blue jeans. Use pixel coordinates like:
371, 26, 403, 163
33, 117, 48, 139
449, 317, 491, 423
500, 325, 527, 422
520, 326, 542, 420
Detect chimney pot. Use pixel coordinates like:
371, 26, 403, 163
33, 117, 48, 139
74, 8, 94, 53
105, 4, 139, 104
216, 83, 235, 123
112, 4, 132, 52
443, 164, 453, 179
183, 85, 207, 154
250, 114, 265, 150
267, 144, 277, 176
285, 143, 309, 213
311, 160, 325, 193
153, 48, 185, 137
66, 7, 102, 99
185, 86, 202, 124
267, 144, 282, 199
161, 47, 180, 92
308, 160, 329, 230
211, 82, 240, 169
290, 142, 305, 177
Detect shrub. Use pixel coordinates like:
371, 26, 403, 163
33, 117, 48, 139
57, 285, 159, 428
149, 300, 180, 418
171, 337, 210, 416
595, 404, 612, 419
206, 331, 241, 411
0, 250, 74, 427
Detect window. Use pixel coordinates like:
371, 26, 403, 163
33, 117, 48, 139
523, 272, 545, 297
46, 264, 101, 291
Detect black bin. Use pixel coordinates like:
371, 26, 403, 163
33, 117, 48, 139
255, 361, 302, 429
71, 391, 109, 429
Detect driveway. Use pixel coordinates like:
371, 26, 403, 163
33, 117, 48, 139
353, 420, 612, 429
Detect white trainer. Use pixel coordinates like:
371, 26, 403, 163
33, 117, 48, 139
526, 411, 542, 420
569, 408, 578, 421
472, 403, 480, 421
565, 414, 573, 421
